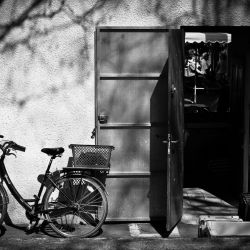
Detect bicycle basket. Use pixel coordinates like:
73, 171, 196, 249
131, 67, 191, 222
69, 144, 114, 170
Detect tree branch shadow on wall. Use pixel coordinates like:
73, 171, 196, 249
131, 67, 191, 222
2, 0, 250, 52
1, 0, 250, 110
0, 0, 127, 50
0, 0, 128, 109
141, 0, 250, 27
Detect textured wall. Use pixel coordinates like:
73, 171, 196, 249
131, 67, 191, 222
0, 0, 250, 223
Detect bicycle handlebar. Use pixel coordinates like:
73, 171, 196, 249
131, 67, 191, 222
0, 135, 26, 153
11, 142, 26, 152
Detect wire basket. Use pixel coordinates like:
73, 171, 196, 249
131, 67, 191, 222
69, 144, 114, 170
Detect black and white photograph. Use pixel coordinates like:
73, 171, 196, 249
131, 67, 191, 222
0, 1, 250, 249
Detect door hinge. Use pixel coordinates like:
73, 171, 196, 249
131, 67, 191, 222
91, 128, 96, 139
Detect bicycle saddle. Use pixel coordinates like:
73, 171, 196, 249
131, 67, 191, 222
41, 147, 64, 156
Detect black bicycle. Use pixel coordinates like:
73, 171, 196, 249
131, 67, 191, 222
0, 135, 114, 237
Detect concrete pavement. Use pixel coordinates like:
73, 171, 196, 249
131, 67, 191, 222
1, 188, 248, 249
1, 224, 250, 250
2, 223, 250, 250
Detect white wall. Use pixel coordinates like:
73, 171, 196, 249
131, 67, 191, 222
0, 0, 250, 223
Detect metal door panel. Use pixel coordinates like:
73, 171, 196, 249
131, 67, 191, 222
98, 80, 157, 124
98, 128, 150, 173
105, 177, 149, 220
106, 172, 168, 220
99, 30, 168, 74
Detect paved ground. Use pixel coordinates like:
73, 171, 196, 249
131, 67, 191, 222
1, 188, 248, 249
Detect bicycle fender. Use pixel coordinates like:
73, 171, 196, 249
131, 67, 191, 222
60, 172, 108, 196
89, 176, 109, 196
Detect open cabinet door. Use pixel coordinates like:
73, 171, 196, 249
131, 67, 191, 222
150, 29, 184, 232
167, 30, 185, 231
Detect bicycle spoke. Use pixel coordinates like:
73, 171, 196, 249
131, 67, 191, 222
70, 212, 76, 226
80, 202, 100, 208
79, 208, 100, 215
80, 200, 103, 209
81, 204, 102, 211
85, 191, 102, 204
68, 178, 77, 202
54, 184, 75, 205
49, 200, 68, 208
77, 211, 98, 226
48, 207, 74, 217
78, 181, 88, 203
55, 201, 68, 208
66, 213, 68, 226
79, 210, 97, 217
77, 186, 99, 204
75, 177, 83, 202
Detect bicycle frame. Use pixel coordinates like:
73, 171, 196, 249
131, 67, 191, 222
0, 153, 58, 216
0, 153, 91, 217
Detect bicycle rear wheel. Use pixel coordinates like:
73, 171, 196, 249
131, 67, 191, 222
0, 184, 8, 225
43, 176, 108, 238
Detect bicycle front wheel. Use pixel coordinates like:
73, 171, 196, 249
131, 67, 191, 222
0, 184, 8, 225
43, 176, 108, 238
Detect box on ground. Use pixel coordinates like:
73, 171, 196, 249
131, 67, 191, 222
197, 215, 250, 237
238, 193, 250, 221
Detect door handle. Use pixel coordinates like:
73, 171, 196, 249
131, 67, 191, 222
162, 139, 179, 144
156, 135, 179, 144
171, 140, 179, 144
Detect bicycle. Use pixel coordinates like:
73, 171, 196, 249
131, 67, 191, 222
0, 135, 114, 238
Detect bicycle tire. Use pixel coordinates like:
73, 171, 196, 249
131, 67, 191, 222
43, 175, 108, 238
0, 184, 8, 225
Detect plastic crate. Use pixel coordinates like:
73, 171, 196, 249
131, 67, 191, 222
69, 144, 114, 170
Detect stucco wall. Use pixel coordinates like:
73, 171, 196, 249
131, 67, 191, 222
0, 0, 250, 224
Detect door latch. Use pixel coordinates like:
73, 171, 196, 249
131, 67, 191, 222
157, 134, 179, 144
98, 113, 108, 124
158, 133, 179, 155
